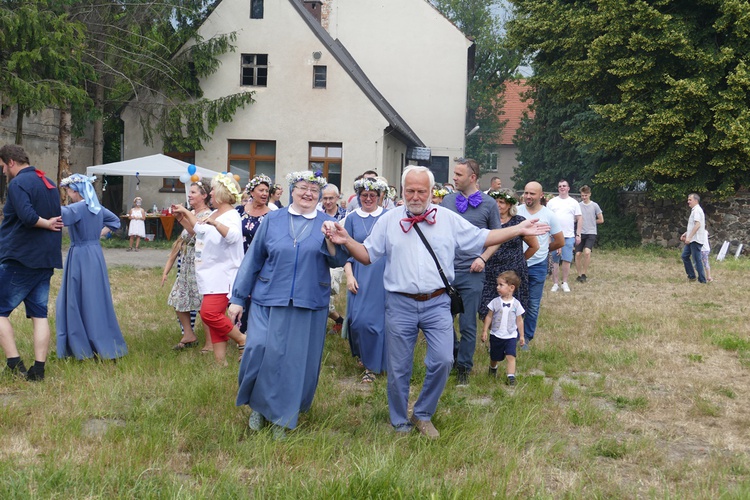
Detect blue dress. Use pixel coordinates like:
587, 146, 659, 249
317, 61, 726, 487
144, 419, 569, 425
56, 202, 127, 360
344, 209, 387, 373
234, 209, 348, 429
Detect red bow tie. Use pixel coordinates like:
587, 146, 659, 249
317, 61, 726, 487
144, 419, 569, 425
400, 207, 437, 233
35, 169, 55, 189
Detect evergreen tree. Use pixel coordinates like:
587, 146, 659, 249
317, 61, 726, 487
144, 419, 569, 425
506, 0, 750, 200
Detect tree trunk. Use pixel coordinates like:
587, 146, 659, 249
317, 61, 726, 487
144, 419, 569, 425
93, 82, 104, 165
15, 104, 24, 144
58, 104, 73, 203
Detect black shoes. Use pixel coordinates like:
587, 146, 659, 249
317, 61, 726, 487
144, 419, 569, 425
7, 360, 28, 379
26, 363, 45, 381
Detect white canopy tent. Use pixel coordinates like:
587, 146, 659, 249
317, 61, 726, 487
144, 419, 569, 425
86, 153, 221, 180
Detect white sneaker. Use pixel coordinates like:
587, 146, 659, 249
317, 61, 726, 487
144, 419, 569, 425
562, 282, 571, 292
550, 283, 559, 292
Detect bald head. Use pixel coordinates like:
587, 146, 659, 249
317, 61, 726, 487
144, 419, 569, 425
523, 181, 544, 210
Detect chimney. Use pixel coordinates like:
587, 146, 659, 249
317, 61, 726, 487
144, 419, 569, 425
303, 0, 323, 23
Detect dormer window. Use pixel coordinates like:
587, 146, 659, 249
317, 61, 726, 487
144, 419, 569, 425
250, 0, 263, 19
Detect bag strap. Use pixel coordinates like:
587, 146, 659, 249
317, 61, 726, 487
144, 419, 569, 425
413, 223, 451, 290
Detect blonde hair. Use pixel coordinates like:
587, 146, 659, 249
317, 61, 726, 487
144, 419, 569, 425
211, 175, 241, 205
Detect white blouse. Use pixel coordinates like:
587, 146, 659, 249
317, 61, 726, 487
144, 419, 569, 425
193, 209, 244, 296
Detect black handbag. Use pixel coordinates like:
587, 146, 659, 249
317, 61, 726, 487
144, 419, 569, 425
413, 224, 464, 315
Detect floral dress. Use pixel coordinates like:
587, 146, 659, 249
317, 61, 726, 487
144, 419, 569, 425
479, 214, 530, 318
241, 212, 267, 253
167, 209, 211, 312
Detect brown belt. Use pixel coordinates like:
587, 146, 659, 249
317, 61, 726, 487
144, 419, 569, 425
397, 288, 446, 301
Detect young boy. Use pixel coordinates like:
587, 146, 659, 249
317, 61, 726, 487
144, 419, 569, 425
481, 271, 525, 386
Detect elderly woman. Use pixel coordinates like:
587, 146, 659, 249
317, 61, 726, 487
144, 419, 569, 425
229, 171, 348, 438
56, 174, 127, 360
343, 177, 389, 383
172, 174, 246, 365
162, 181, 212, 351
479, 189, 540, 318
238, 174, 272, 252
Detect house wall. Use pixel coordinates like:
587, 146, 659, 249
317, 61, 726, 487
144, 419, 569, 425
478, 144, 519, 191
122, 0, 402, 201
0, 106, 94, 176
325, 0, 471, 165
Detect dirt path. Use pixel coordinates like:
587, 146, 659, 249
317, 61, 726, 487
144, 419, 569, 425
64, 248, 172, 269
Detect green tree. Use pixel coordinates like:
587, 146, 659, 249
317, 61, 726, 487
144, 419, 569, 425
66, 1, 254, 163
0, 0, 93, 143
506, 0, 750, 200
432, 0, 523, 170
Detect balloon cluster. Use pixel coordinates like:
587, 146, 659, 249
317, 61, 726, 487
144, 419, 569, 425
178, 164, 242, 184
179, 164, 201, 184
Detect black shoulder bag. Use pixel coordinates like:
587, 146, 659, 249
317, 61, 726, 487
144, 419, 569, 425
412, 224, 464, 315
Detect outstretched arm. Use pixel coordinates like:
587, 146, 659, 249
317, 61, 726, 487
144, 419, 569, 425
484, 218, 550, 248
322, 221, 371, 265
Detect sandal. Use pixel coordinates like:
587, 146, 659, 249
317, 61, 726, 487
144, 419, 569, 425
238, 343, 245, 362
361, 370, 376, 384
173, 340, 199, 350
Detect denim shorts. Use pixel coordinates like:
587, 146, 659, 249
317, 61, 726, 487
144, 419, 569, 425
0, 262, 54, 318
552, 237, 575, 263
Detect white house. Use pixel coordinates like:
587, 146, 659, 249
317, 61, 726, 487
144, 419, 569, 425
120, 0, 472, 208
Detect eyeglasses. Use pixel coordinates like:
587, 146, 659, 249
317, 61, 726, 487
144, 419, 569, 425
294, 185, 320, 195
360, 192, 379, 199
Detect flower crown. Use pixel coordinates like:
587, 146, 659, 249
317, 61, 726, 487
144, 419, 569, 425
61, 173, 96, 187
354, 177, 389, 193
488, 190, 517, 205
286, 170, 327, 187
245, 174, 272, 193
433, 188, 449, 198
215, 173, 241, 203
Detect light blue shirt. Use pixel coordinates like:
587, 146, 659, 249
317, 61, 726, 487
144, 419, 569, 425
517, 204, 562, 267
363, 205, 489, 294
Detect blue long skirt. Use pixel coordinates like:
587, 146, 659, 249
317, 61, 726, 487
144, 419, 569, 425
56, 241, 127, 360
236, 303, 328, 429
346, 258, 387, 373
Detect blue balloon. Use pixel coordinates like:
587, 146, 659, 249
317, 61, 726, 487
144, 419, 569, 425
187, 164, 196, 175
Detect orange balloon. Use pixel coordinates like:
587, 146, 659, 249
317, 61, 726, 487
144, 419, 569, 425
191, 174, 199, 182
233, 174, 241, 182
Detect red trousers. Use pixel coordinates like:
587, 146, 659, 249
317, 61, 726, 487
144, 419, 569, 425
200, 293, 233, 343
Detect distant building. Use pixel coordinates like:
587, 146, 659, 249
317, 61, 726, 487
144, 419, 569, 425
478, 79, 533, 191
120, 0, 473, 209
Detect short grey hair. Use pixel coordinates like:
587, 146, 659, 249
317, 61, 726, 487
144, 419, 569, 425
689, 192, 700, 203
401, 166, 434, 191
322, 184, 340, 196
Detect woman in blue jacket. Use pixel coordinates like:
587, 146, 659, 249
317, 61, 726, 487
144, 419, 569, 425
229, 171, 348, 438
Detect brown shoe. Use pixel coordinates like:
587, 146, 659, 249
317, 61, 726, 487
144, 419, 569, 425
409, 415, 439, 439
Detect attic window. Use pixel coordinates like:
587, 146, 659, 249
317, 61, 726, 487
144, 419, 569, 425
313, 66, 327, 89
250, 0, 263, 19
241, 54, 268, 87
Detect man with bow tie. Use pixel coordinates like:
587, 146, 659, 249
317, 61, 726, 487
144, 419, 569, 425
441, 158, 502, 386
322, 166, 549, 438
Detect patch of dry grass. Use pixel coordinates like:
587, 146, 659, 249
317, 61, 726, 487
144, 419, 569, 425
1, 247, 749, 498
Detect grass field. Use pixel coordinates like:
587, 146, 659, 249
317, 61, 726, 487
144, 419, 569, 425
1, 247, 749, 498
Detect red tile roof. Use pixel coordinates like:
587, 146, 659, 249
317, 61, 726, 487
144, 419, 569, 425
498, 79, 533, 145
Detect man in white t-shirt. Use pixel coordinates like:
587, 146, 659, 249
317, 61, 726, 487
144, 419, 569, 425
680, 193, 708, 283
517, 182, 564, 349
545, 179, 582, 292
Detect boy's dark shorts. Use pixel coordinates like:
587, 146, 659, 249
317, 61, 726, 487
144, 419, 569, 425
489, 335, 518, 362
575, 234, 597, 253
